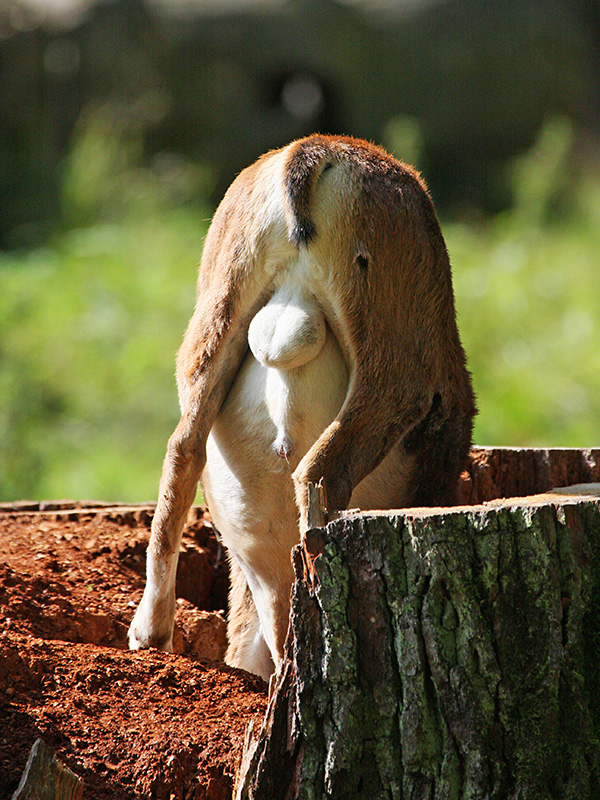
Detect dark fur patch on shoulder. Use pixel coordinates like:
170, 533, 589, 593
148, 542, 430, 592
291, 217, 317, 247
284, 134, 431, 248
285, 138, 329, 247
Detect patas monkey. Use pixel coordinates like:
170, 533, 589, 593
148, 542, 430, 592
129, 135, 476, 679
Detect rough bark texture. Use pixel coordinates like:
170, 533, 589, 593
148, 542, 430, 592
460, 446, 600, 504
236, 487, 600, 800
11, 738, 84, 800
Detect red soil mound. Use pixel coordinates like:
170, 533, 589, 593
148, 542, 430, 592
0, 504, 267, 799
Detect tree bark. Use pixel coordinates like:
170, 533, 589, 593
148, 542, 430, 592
459, 446, 600, 504
11, 738, 83, 800
236, 488, 600, 800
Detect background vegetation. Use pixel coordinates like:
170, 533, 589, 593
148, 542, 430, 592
1, 0, 599, 502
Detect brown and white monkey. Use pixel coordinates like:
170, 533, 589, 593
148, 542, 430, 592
128, 135, 476, 679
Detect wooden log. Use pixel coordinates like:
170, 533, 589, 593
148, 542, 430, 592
236, 487, 600, 800
11, 738, 83, 800
306, 481, 328, 530
460, 446, 600, 505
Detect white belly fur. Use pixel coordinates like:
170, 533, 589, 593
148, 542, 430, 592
202, 277, 412, 673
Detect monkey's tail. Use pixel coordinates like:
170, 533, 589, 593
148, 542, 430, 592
283, 135, 338, 248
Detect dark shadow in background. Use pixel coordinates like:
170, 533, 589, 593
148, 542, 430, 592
0, 0, 599, 247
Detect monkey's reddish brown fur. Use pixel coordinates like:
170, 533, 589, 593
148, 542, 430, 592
128, 135, 476, 658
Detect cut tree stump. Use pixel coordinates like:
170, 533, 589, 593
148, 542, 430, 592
11, 738, 83, 800
459, 446, 600, 504
236, 460, 600, 799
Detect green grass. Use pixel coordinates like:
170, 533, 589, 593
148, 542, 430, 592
0, 210, 209, 501
449, 210, 600, 448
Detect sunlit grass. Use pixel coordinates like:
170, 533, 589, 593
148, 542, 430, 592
0, 209, 209, 501
449, 209, 600, 447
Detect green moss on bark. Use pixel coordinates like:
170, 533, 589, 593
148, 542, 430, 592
239, 497, 600, 800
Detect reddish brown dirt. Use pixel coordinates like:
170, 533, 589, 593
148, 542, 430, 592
0, 503, 268, 800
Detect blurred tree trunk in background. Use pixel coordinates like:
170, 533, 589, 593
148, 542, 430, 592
570, 0, 600, 126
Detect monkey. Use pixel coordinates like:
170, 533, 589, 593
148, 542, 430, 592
128, 135, 476, 679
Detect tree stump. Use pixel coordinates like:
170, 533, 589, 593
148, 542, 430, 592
236, 479, 600, 799
459, 446, 600, 504
11, 738, 83, 800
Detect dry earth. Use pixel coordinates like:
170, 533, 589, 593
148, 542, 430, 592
0, 503, 268, 800
3, 448, 599, 799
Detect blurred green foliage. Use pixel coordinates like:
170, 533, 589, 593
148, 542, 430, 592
2, 0, 599, 247
0, 114, 599, 501
449, 120, 600, 448
0, 213, 208, 501
0, 109, 210, 501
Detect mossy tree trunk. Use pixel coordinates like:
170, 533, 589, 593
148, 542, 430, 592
236, 491, 600, 800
